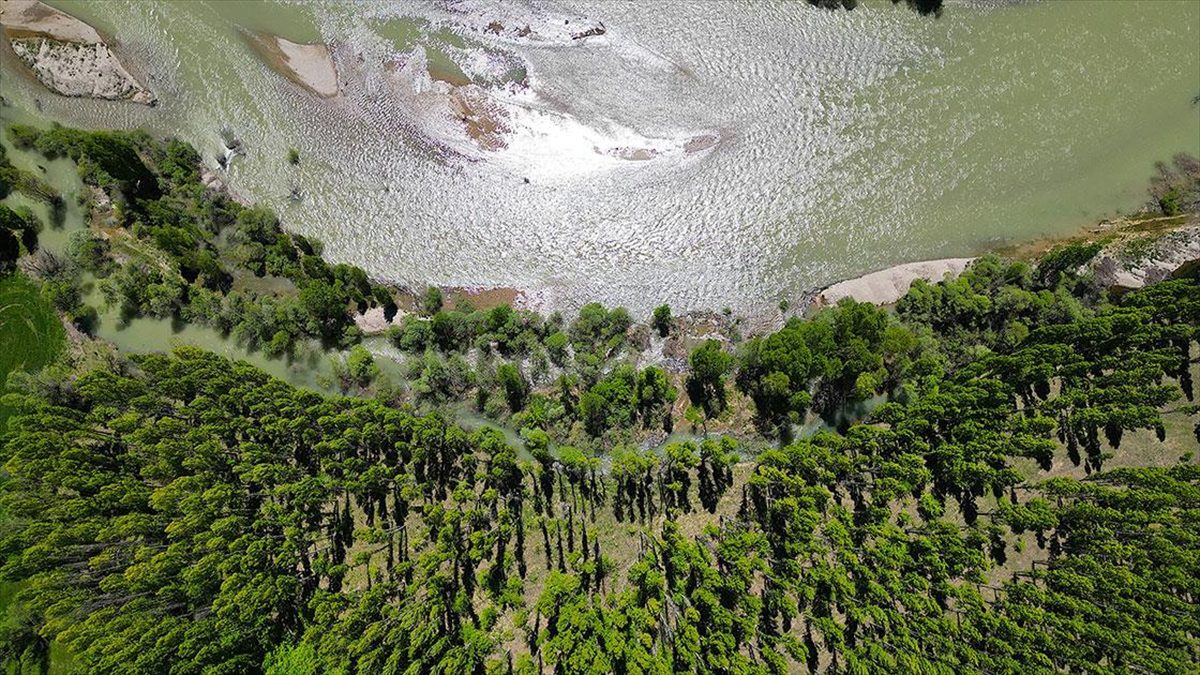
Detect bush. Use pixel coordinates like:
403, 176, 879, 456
423, 286, 443, 315
1037, 241, 1103, 287
496, 362, 529, 412
545, 331, 569, 367
390, 316, 433, 352
431, 310, 472, 351
346, 345, 378, 386
6, 124, 42, 150
652, 304, 672, 337
1159, 187, 1181, 216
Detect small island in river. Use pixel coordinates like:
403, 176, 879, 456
0, 0, 155, 105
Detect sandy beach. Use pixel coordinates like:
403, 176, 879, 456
245, 32, 338, 98
816, 258, 975, 307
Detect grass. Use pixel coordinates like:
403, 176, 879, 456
0, 274, 65, 425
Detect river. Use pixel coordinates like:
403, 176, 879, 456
1, 0, 1197, 316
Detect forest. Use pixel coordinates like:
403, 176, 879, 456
0, 125, 1198, 674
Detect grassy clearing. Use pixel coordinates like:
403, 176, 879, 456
0, 274, 65, 425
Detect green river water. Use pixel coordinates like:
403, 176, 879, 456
0, 0, 1194, 316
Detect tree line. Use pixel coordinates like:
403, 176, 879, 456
0, 272, 1195, 672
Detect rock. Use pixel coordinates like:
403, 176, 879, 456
9, 38, 155, 104
1089, 224, 1200, 290
571, 22, 606, 40
353, 306, 409, 335
199, 165, 225, 191
1, 0, 155, 105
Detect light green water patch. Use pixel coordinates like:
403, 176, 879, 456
373, 16, 432, 53
47, 0, 324, 44
431, 26, 471, 51
231, 270, 299, 296
425, 49, 471, 87
0, 108, 91, 253
189, 1, 323, 44
0, 108, 338, 397
90, 308, 337, 394
372, 15, 527, 88
843, 0, 1200, 257
374, 16, 474, 86
454, 405, 530, 454
793, 391, 890, 440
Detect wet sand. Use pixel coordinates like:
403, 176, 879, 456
449, 85, 509, 151
0, 0, 100, 43
244, 32, 338, 98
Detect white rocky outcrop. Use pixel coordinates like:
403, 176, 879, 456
1, 0, 155, 105
1090, 223, 1200, 290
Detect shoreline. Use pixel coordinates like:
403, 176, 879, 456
345, 212, 1200, 338
811, 257, 975, 309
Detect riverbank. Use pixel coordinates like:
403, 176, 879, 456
804, 212, 1200, 312
812, 257, 975, 308
4, 117, 1198, 454
4, 114, 1195, 403
347, 210, 1200, 339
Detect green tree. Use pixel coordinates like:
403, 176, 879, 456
652, 304, 672, 337
423, 286, 444, 314
346, 344, 378, 386
686, 340, 732, 420
496, 362, 530, 413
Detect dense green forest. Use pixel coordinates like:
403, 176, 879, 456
1, 125, 1198, 673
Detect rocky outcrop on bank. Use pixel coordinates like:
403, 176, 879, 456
451, 0, 607, 45
1089, 221, 1200, 291
0, 0, 155, 105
